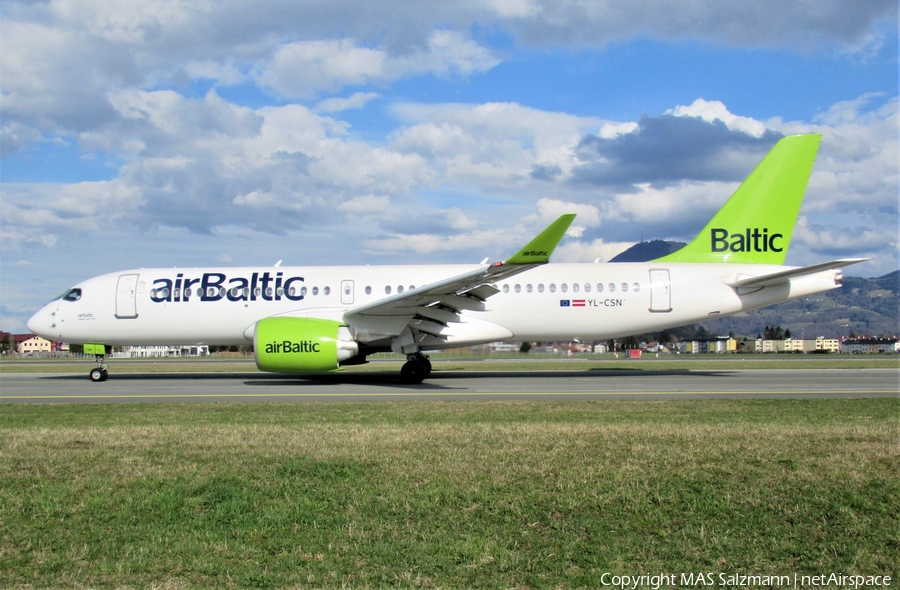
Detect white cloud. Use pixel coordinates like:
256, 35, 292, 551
182, 60, 246, 86
390, 101, 601, 188
363, 228, 509, 256
315, 92, 382, 113
1, 180, 143, 251
552, 238, 637, 263
256, 31, 499, 99
338, 194, 391, 216
534, 198, 601, 227
257, 39, 386, 99
667, 99, 768, 137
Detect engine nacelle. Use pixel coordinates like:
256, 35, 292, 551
253, 317, 359, 373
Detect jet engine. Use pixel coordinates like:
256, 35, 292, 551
253, 317, 359, 373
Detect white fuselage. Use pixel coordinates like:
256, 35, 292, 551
27, 262, 841, 349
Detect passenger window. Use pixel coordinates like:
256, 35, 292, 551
584, 283, 591, 293
312, 287, 319, 296
597, 283, 604, 293
621, 283, 628, 293
324, 286, 331, 296
549, 284, 557, 293
526, 284, 533, 293
561, 283, 568, 293
365, 286, 372, 295
385, 286, 392, 295
633, 283, 640, 292
572, 283, 580, 293
538, 284, 545, 293
300, 287, 308, 296
608, 283, 615, 293
502, 284, 510, 293
398, 285, 405, 294
514, 284, 522, 293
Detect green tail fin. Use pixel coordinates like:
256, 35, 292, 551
654, 134, 821, 264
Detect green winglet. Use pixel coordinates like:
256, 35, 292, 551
506, 214, 576, 265
655, 134, 821, 264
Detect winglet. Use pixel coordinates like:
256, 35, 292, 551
505, 214, 576, 265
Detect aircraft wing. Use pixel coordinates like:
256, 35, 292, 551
342, 214, 575, 346
726, 258, 869, 289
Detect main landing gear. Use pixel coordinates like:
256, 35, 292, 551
400, 353, 432, 384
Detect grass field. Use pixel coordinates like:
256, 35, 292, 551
1, 398, 897, 588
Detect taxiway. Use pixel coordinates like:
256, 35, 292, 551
1, 368, 896, 403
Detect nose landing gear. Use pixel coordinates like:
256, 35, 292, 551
84, 344, 109, 382
90, 365, 109, 382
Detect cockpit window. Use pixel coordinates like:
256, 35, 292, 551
61, 288, 82, 302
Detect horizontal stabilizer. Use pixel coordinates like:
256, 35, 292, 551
727, 258, 869, 289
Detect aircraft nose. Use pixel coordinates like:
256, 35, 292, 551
26, 310, 41, 334
27, 305, 53, 337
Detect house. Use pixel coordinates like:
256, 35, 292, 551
116, 345, 210, 358
815, 337, 840, 353
841, 337, 900, 354
678, 336, 738, 354
14, 334, 55, 355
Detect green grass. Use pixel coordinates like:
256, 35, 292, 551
1, 399, 898, 588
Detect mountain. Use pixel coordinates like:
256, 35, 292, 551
609, 240, 686, 262
610, 244, 898, 338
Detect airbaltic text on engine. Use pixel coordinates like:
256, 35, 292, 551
150, 272, 304, 303
711, 228, 783, 253
265, 340, 321, 354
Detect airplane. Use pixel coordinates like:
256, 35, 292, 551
27, 133, 866, 383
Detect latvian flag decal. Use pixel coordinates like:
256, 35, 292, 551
560, 300, 586, 307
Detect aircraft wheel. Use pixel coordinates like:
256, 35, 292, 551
400, 360, 427, 384
90, 367, 108, 382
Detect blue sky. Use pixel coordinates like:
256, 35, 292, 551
1, 0, 897, 333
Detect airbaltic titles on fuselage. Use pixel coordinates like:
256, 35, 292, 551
150, 271, 305, 303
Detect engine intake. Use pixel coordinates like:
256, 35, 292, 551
253, 317, 359, 373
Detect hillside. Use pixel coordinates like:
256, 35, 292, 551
610, 242, 898, 338
608, 240, 685, 262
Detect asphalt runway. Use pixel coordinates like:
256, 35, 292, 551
1, 368, 897, 403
